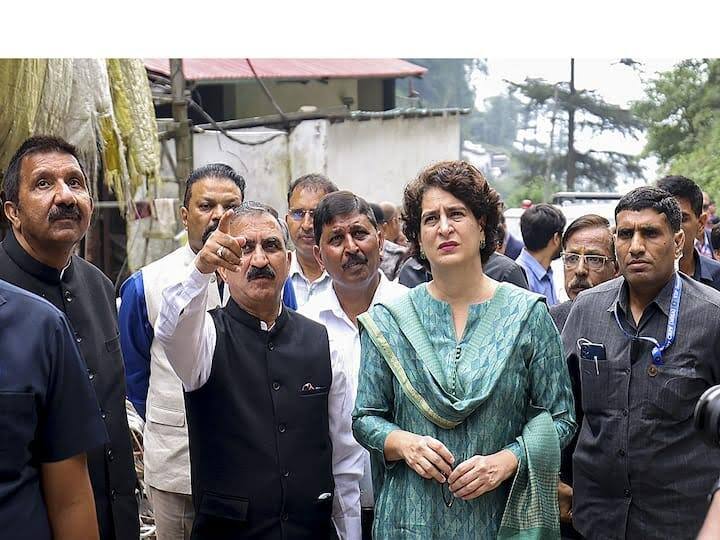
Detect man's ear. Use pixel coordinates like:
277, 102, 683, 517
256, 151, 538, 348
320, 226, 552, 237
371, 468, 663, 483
3, 200, 20, 230
674, 229, 685, 258
313, 244, 323, 268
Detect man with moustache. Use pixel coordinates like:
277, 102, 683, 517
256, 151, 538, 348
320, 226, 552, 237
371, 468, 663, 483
656, 175, 720, 290
300, 192, 408, 539
285, 173, 338, 307
119, 163, 253, 540
155, 202, 359, 539
548, 214, 617, 539
561, 187, 720, 539
550, 215, 618, 332
517, 203, 566, 305
0, 135, 138, 540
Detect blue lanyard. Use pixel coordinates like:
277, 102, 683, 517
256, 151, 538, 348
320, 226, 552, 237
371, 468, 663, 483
613, 274, 682, 366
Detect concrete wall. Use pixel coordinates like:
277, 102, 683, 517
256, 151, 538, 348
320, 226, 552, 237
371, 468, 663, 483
230, 79, 359, 118
325, 115, 461, 206
127, 115, 461, 269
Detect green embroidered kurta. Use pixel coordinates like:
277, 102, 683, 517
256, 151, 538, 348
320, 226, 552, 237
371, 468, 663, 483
352, 283, 576, 539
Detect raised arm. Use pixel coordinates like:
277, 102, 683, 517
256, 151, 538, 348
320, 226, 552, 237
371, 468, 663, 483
155, 210, 245, 391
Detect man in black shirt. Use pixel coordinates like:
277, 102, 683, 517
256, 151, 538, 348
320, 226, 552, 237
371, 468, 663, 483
0, 135, 139, 540
0, 278, 108, 540
562, 187, 720, 539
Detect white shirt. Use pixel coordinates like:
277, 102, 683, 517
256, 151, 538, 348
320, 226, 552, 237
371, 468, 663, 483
155, 262, 362, 540
289, 252, 333, 308
300, 272, 408, 508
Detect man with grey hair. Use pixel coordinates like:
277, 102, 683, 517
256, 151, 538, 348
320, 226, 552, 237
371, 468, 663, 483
155, 202, 359, 539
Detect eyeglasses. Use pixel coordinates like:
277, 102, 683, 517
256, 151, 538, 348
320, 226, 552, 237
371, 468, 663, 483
561, 252, 613, 271
440, 474, 455, 507
288, 208, 315, 222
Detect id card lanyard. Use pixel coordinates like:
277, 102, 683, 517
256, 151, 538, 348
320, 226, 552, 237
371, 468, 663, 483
613, 274, 682, 366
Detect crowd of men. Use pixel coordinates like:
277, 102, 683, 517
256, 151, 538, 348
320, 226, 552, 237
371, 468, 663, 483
2, 133, 720, 539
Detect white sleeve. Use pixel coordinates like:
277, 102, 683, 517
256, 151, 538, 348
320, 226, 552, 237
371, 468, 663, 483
328, 346, 363, 540
154, 263, 217, 391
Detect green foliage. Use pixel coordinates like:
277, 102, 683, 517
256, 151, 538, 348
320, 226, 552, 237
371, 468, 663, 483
466, 93, 524, 147
634, 59, 720, 199
507, 75, 643, 192
407, 59, 486, 109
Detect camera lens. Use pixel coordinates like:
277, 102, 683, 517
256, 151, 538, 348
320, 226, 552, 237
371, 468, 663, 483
695, 385, 720, 446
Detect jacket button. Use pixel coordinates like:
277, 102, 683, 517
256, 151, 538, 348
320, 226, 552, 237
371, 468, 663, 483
278, 424, 286, 433
268, 342, 275, 351
272, 382, 280, 391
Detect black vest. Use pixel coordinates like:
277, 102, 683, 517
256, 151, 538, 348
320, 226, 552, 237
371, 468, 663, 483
0, 233, 139, 540
185, 299, 334, 540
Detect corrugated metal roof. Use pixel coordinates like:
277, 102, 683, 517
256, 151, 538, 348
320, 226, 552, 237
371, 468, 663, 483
144, 58, 427, 82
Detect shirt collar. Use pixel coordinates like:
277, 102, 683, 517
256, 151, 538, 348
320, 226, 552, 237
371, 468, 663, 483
317, 270, 388, 320
2, 229, 74, 284
609, 272, 678, 318
289, 251, 329, 284
518, 248, 552, 280
225, 297, 287, 333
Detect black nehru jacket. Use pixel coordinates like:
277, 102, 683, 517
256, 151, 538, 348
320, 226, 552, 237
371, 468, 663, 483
0, 231, 139, 540
184, 298, 334, 540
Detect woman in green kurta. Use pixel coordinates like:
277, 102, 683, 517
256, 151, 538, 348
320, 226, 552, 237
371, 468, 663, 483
352, 161, 576, 539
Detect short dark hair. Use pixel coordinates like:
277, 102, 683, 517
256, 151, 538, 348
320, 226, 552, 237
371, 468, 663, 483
656, 175, 703, 217
287, 173, 338, 204
520, 203, 566, 252
370, 203, 387, 225
230, 201, 289, 245
615, 186, 682, 233
183, 163, 246, 208
562, 214, 614, 257
403, 160, 501, 266
2, 135, 87, 205
711, 223, 720, 251
313, 190, 377, 245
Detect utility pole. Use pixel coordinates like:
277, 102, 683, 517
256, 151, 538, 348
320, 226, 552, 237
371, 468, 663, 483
171, 59, 193, 204
567, 58, 576, 191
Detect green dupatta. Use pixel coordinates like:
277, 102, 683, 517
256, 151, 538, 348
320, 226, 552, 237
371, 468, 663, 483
358, 288, 561, 539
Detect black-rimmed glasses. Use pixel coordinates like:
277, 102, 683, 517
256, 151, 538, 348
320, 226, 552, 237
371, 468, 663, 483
561, 252, 613, 271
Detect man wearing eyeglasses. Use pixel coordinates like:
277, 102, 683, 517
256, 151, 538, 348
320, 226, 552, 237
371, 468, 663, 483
561, 187, 720, 540
285, 174, 338, 307
551, 215, 618, 333
549, 214, 617, 539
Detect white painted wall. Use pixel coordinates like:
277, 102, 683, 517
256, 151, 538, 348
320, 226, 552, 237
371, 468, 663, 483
325, 115, 461, 206
192, 128, 290, 214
